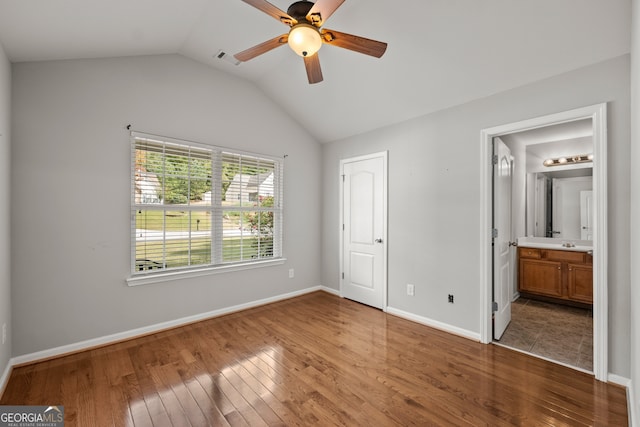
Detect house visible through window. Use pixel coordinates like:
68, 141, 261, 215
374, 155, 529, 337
131, 133, 283, 276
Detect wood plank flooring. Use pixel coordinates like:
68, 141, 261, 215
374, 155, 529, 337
0, 291, 628, 426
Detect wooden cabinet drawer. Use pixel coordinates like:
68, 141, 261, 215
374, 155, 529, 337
518, 247, 541, 259
542, 249, 585, 263
585, 253, 593, 265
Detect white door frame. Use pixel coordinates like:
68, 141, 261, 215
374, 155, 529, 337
339, 151, 389, 311
479, 104, 608, 381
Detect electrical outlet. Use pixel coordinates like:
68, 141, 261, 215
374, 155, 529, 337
448, 294, 454, 303
2, 323, 6, 345
407, 284, 415, 296
289, 268, 295, 279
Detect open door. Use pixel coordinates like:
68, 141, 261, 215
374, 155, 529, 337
493, 138, 513, 340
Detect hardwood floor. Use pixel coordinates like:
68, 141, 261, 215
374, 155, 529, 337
0, 291, 628, 426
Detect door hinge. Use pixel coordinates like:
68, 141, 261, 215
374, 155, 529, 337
492, 228, 498, 238
342, 174, 345, 182
492, 154, 498, 165
341, 272, 344, 279
492, 301, 498, 312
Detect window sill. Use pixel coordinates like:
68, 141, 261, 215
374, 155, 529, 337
126, 257, 287, 287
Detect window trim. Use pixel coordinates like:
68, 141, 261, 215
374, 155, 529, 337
126, 257, 286, 286
129, 131, 284, 285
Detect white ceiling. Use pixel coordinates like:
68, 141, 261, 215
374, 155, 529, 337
0, 0, 631, 143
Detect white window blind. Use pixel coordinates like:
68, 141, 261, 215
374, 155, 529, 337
131, 133, 283, 276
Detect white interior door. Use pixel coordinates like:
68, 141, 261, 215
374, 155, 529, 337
493, 138, 513, 340
341, 153, 387, 309
580, 190, 593, 240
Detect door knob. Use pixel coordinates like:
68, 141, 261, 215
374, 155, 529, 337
375, 238, 383, 243
508, 241, 518, 247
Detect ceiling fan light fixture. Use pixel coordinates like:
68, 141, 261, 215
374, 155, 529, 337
288, 23, 322, 57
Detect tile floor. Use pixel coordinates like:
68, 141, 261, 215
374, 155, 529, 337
496, 297, 593, 371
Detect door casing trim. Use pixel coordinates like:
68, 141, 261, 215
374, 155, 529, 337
479, 104, 608, 381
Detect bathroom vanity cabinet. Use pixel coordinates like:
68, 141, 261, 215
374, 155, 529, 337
518, 247, 593, 305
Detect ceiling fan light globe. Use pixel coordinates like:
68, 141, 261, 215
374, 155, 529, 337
288, 23, 322, 57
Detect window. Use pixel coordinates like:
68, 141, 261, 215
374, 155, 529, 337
131, 133, 283, 279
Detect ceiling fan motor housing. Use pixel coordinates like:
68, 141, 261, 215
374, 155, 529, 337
287, 1, 315, 22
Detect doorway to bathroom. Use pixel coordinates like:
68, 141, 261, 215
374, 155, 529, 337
495, 120, 594, 372
479, 104, 608, 381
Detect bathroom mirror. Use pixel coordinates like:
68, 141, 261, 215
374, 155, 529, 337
500, 118, 593, 241
526, 169, 593, 239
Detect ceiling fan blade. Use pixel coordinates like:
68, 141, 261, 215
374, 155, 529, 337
234, 34, 288, 62
306, 0, 345, 26
240, 0, 297, 25
304, 54, 323, 84
322, 29, 387, 58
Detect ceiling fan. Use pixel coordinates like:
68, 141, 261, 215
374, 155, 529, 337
234, 0, 388, 84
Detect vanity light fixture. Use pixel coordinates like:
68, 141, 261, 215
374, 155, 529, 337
543, 154, 593, 167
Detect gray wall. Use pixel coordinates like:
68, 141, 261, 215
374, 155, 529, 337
0, 41, 11, 381
630, 0, 640, 419
11, 54, 322, 356
322, 55, 631, 377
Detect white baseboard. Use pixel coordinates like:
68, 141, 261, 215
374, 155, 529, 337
608, 374, 632, 388
626, 378, 637, 427
0, 360, 12, 398
606, 373, 635, 426
386, 306, 481, 342
11, 285, 329, 367
319, 286, 340, 296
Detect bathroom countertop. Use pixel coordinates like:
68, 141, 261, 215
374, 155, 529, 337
517, 237, 593, 252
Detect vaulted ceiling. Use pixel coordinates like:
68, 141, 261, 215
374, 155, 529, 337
0, 0, 631, 142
